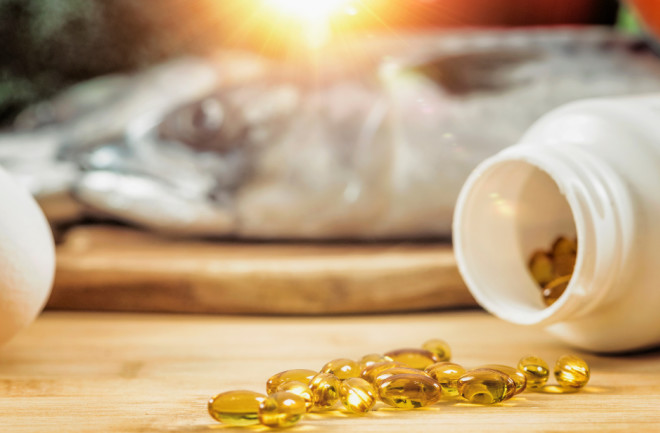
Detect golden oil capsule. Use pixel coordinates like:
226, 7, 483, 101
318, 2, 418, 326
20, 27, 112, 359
457, 369, 517, 404
529, 251, 555, 286
266, 369, 317, 394
542, 275, 571, 306
321, 358, 360, 380
517, 355, 550, 389
384, 348, 440, 370
276, 380, 314, 412
377, 373, 442, 409
554, 355, 590, 389
552, 236, 577, 258
208, 390, 267, 426
480, 368, 517, 401
308, 372, 340, 409
258, 391, 307, 428
479, 364, 527, 394
422, 338, 451, 362
553, 254, 576, 277
373, 367, 430, 385
424, 362, 466, 398
360, 361, 404, 384
358, 353, 393, 370
339, 377, 376, 413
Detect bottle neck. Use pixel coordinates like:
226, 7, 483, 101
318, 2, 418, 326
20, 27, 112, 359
453, 142, 635, 326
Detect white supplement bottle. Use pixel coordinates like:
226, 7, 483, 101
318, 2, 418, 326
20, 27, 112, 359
452, 94, 660, 353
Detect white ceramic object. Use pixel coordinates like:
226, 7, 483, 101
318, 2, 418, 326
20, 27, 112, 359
0, 165, 55, 346
453, 94, 660, 353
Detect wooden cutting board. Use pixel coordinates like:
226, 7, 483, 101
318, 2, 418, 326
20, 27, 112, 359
48, 226, 475, 314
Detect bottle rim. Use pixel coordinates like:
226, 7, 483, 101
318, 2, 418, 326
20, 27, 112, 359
453, 143, 630, 326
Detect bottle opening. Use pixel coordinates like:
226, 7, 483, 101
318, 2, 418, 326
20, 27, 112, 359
453, 158, 578, 325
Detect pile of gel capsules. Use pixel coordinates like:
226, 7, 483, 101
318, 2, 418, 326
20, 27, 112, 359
207, 339, 591, 428
529, 236, 577, 306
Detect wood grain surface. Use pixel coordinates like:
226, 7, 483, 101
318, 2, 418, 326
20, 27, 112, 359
1, 311, 659, 432
49, 226, 475, 314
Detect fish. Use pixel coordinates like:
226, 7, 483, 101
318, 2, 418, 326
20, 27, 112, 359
3, 28, 660, 238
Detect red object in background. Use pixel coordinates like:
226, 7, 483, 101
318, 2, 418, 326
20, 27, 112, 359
631, 0, 660, 39
323, 0, 619, 49
355, 0, 618, 28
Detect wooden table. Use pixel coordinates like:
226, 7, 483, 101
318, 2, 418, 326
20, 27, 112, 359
1, 311, 659, 432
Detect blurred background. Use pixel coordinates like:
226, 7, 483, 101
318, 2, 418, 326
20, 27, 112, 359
0, 0, 624, 124
0, 0, 658, 315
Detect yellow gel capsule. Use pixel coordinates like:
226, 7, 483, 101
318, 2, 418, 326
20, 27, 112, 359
358, 353, 393, 370
422, 339, 451, 362
554, 355, 590, 389
457, 369, 517, 404
377, 373, 442, 409
266, 369, 317, 394
360, 361, 405, 384
552, 236, 577, 258
424, 362, 466, 398
321, 358, 360, 380
339, 377, 376, 413
542, 275, 571, 306
374, 367, 431, 385
208, 390, 267, 426
309, 372, 341, 409
552, 236, 577, 255
553, 254, 576, 277
277, 381, 314, 412
258, 391, 307, 428
529, 251, 555, 286
479, 364, 527, 394
384, 348, 440, 370
517, 355, 550, 389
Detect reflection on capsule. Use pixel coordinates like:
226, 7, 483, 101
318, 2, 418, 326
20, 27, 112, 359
457, 369, 516, 404
339, 378, 376, 413
479, 364, 527, 394
309, 372, 341, 409
517, 355, 550, 389
554, 355, 590, 389
277, 380, 314, 412
425, 362, 466, 398
377, 373, 442, 409
266, 369, 317, 394
322, 358, 360, 380
258, 391, 307, 428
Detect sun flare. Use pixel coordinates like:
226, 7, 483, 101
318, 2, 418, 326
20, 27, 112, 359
264, 0, 353, 21
261, 0, 360, 48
